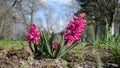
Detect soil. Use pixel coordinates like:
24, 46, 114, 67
0, 46, 119, 68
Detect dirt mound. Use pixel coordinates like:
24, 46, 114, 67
0, 46, 31, 68
66, 46, 119, 68
0, 46, 119, 68
7, 49, 30, 60
0, 47, 7, 60
0, 46, 67, 68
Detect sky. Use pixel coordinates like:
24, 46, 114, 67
34, 0, 80, 32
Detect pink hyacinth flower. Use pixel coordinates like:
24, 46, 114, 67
52, 41, 58, 49
79, 13, 86, 19
26, 23, 41, 44
64, 13, 86, 43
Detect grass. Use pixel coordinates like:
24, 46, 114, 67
0, 40, 26, 49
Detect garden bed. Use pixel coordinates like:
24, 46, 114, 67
0, 45, 119, 68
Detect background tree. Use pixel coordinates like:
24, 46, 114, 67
76, 0, 119, 25
0, 0, 79, 40
0, 0, 47, 40
76, 0, 120, 39
96, 0, 119, 35
0, 0, 18, 39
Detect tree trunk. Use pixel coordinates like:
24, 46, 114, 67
95, 24, 98, 40
111, 6, 118, 35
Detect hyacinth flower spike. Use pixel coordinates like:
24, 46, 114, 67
64, 13, 86, 44
26, 23, 41, 53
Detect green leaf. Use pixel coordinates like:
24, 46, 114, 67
42, 31, 53, 57
59, 42, 79, 58
54, 42, 61, 58
49, 32, 55, 53
54, 36, 65, 58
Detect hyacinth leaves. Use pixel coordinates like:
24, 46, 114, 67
40, 31, 54, 57
41, 31, 79, 59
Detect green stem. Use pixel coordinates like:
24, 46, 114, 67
29, 43, 33, 52
34, 43, 38, 53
